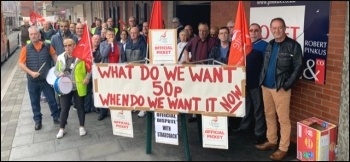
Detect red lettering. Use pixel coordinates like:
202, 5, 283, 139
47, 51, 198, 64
157, 97, 164, 109
219, 85, 243, 114
153, 81, 163, 96
223, 67, 235, 83
163, 66, 184, 81
287, 26, 300, 40
167, 98, 178, 109
205, 98, 217, 112
261, 25, 270, 39
130, 95, 144, 107
140, 65, 149, 80
125, 64, 134, 79
147, 97, 158, 108
203, 69, 213, 82
189, 67, 203, 82
167, 97, 200, 111
99, 93, 109, 106
149, 66, 159, 80
122, 94, 129, 106
212, 67, 223, 83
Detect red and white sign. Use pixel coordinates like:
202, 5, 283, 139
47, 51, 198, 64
92, 64, 246, 117
110, 110, 133, 138
149, 29, 178, 64
250, 6, 305, 50
202, 116, 228, 149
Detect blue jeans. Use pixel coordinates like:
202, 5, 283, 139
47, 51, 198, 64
28, 79, 60, 123
84, 80, 95, 111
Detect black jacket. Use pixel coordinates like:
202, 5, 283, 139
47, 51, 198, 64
259, 37, 303, 91
208, 43, 230, 64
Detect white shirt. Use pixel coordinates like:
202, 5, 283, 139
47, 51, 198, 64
177, 42, 188, 64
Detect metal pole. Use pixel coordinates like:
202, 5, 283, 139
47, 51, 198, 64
33, 1, 36, 13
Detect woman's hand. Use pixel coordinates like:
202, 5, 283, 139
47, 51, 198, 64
58, 72, 65, 77
83, 77, 90, 85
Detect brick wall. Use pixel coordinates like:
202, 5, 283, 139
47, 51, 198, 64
212, 1, 347, 142
211, 1, 250, 27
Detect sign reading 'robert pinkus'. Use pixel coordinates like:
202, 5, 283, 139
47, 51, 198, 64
149, 29, 178, 64
92, 64, 246, 117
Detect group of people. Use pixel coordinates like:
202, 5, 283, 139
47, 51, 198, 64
19, 15, 302, 161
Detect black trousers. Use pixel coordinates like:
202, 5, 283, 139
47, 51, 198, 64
239, 87, 266, 138
59, 90, 85, 128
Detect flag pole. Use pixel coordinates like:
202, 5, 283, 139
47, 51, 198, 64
85, 21, 93, 60
85, 20, 93, 73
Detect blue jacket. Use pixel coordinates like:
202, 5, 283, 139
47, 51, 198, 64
50, 31, 78, 55
121, 35, 147, 63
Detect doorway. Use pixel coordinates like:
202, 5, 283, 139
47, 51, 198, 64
176, 2, 211, 36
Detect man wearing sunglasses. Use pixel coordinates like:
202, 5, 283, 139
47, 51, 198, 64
233, 23, 268, 145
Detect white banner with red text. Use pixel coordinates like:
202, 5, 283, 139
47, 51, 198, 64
92, 64, 246, 117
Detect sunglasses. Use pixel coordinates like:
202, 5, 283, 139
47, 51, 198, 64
249, 29, 259, 32
64, 44, 73, 47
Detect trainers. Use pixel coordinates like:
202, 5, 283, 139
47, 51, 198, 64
56, 129, 66, 139
79, 127, 87, 136
137, 111, 146, 117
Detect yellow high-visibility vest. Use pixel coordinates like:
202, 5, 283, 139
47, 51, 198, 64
113, 27, 118, 34
26, 40, 51, 44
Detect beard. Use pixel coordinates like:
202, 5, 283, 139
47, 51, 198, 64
63, 30, 71, 36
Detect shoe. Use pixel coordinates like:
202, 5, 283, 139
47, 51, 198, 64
53, 118, 60, 124
269, 149, 287, 161
255, 136, 267, 144
73, 107, 77, 111
97, 115, 106, 121
35, 122, 42, 130
188, 117, 197, 123
255, 141, 278, 151
137, 111, 146, 117
56, 129, 66, 139
79, 127, 87, 136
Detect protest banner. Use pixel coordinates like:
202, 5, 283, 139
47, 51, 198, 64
93, 64, 246, 117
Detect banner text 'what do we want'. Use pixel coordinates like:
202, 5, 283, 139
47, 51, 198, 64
92, 64, 246, 116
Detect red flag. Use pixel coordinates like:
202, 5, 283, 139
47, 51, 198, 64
35, 12, 45, 23
29, 12, 36, 24
149, 1, 163, 30
72, 23, 93, 72
227, 1, 252, 66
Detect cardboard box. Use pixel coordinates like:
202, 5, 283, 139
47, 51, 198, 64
297, 117, 337, 161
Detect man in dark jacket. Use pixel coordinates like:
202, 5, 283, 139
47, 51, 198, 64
255, 17, 303, 161
20, 19, 31, 46
233, 23, 268, 145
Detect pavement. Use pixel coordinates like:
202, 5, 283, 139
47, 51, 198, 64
1, 65, 298, 161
